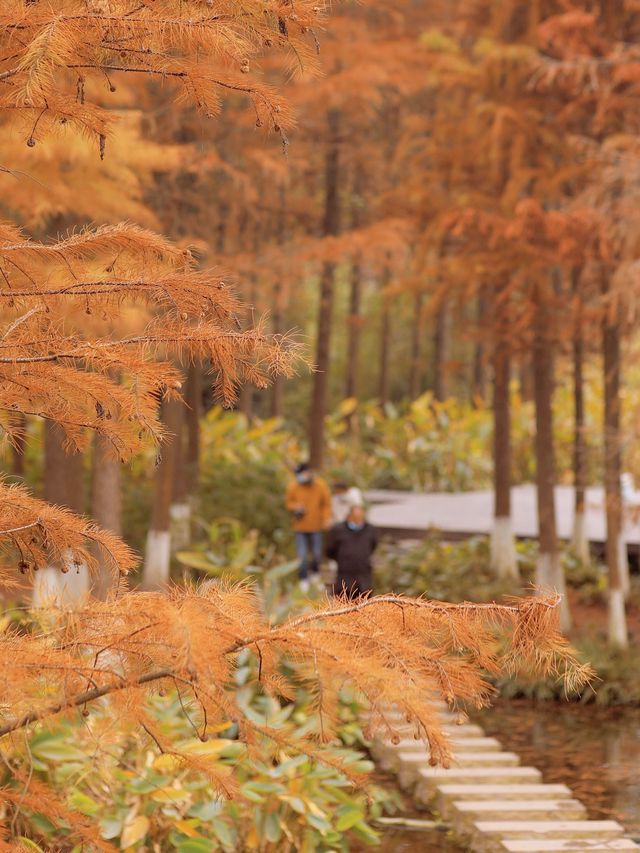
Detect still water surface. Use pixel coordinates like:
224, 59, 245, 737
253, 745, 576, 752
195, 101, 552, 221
368, 701, 640, 851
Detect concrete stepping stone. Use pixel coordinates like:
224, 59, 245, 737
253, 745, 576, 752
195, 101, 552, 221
473, 820, 625, 849
374, 737, 502, 771
435, 785, 574, 818
441, 723, 485, 737
415, 766, 542, 802
398, 750, 521, 789
450, 800, 587, 833
501, 840, 639, 851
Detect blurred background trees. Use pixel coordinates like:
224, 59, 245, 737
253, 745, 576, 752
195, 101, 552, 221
2, 2, 639, 639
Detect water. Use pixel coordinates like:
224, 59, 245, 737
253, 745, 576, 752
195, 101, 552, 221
478, 700, 640, 838
361, 701, 640, 851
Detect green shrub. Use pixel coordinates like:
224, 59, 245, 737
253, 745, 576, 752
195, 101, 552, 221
375, 534, 535, 602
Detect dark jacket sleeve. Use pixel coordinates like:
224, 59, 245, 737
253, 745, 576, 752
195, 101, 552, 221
370, 526, 379, 554
326, 525, 341, 561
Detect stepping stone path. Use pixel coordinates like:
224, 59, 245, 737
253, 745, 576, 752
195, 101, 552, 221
366, 703, 639, 852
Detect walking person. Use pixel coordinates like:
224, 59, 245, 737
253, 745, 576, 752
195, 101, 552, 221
331, 480, 364, 524
326, 505, 378, 598
286, 462, 332, 592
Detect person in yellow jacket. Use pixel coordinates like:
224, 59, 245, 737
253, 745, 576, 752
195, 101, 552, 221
286, 462, 332, 590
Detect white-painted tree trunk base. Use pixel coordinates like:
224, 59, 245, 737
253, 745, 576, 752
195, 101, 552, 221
571, 511, 590, 564
535, 552, 554, 590
170, 502, 191, 552
32, 554, 90, 609
143, 529, 171, 590
608, 587, 628, 649
617, 533, 630, 598
536, 551, 572, 633
490, 517, 519, 580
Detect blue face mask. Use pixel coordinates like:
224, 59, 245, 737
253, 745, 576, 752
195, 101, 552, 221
347, 522, 365, 531
296, 473, 311, 484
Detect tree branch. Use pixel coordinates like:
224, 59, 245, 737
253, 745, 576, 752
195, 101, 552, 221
0, 667, 173, 739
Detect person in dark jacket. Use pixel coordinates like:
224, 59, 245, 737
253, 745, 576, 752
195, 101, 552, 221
326, 505, 378, 598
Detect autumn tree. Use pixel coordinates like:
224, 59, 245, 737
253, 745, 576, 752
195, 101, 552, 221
0, 4, 596, 846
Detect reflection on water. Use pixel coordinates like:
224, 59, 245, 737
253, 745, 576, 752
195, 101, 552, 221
478, 700, 640, 837
350, 771, 465, 853
375, 825, 463, 852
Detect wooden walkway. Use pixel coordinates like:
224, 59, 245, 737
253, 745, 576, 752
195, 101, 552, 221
367, 702, 639, 852
366, 484, 640, 551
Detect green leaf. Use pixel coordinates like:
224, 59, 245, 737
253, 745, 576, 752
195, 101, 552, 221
264, 812, 283, 844
120, 815, 150, 849
175, 840, 214, 853
30, 735, 86, 763
335, 805, 365, 831
211, 817, 235, 850
242, 781, 285, 795
68, 790, 100, 817
175, 552, 217, 572
284, 796, 306, 815
15, 840, 44, 852
101, 817, 124, 840
187, 800, 222, 821
350, 821, 380, 844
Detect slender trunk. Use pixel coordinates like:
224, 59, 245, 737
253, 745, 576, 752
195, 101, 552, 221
378, 270, 392, 406
34, 422, 89, 606
10, 413, 26, 476
603, 290, 628, 647
408, 291, 424, 400
170, 392, 190, 553
532, 288, 571, 631
271, 187, 287, 418
345, 170, 364, 400
185, 362, 201, 496
572, 310, 589, 564
491, 345, 518, 579
238, 384, 253, 418
143, 396, 183, 589
346, 256, 363, 400
309, 110, 341, 469
91, 432, 122, 599
519, 355, 533, 402
472, 295, 486, 404
433, 302, 448, 402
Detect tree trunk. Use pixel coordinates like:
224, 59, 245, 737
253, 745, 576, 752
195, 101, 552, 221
519, 355, 533, 402
345, 169, 364, 400
271, 187, 287, 419
309, 110, 341, 469
432, 301, 448, 401
185, 362, 201, 496
142, 396, 183, 589
571, 314, 590, 564
602, 293, 628, 648
33, 422, 89, 606
408, 291, 424, 400
472, 295, 486, 404
532, 290, 571, 631
491, 345, 518, 579
346, 256, 363, 400
378, 270, 392, 406
170, 391, 190, 553
91, 432, 122, 599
